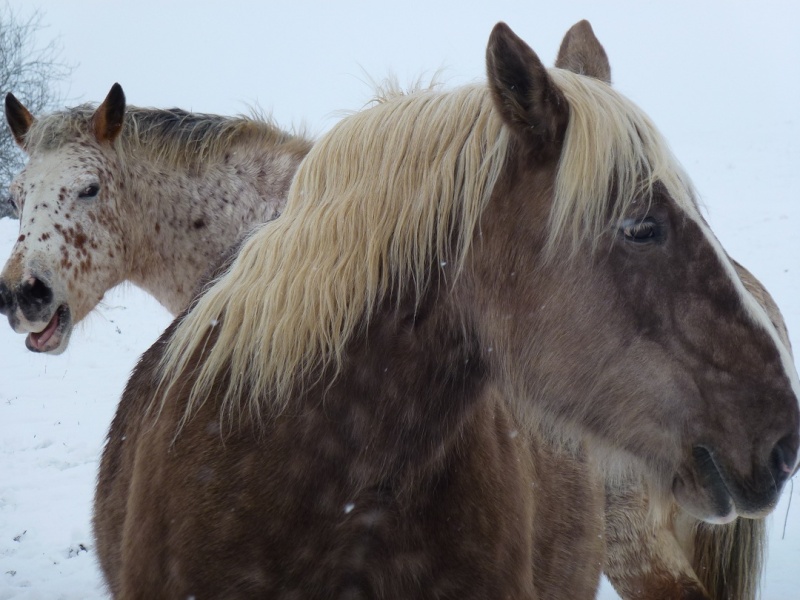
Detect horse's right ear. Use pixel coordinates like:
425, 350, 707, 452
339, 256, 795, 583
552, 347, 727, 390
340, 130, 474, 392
92, 83, 126, 144
486, 22, 568, 158
5, 93, 34, 149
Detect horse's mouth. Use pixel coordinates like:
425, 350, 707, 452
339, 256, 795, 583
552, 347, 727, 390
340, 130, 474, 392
26, 304, 72, 354
672, 446, 737, 524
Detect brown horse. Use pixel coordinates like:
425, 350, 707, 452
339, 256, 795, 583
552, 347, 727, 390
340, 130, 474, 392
93, 21, 800, 599
0, 85, 311, 353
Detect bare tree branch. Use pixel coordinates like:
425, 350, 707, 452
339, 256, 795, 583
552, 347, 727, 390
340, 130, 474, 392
0, 3, 74, 218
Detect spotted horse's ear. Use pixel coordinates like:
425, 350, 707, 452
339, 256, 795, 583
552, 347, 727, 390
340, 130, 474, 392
486, 22, 569, 160
555, 20, 611, 84
5, 92, 35, 149
92, 83, 126, 144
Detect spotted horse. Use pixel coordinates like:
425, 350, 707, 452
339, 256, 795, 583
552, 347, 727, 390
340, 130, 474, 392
0, 85, 312, 353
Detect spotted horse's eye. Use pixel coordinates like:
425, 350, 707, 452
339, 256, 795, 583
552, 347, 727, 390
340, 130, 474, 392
78, 183, 100, 199
4, 195, 19, 217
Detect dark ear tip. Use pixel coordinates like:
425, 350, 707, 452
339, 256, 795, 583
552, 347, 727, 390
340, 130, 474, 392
488, 22, 522, 62
489, 22, 514, 45
109, 83, 125, 103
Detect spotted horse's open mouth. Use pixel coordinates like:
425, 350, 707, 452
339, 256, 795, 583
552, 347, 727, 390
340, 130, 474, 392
26, 304, 72, 354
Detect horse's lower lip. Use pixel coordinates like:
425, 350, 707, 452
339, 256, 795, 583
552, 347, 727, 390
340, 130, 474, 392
26, 305, 71, 353
672, 473, 737, 524
672, 446, 738, 523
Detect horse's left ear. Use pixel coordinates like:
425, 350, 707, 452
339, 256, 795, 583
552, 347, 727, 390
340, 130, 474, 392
486, 22, 568, 157
555, 20, 611, 84
91, 83, 126, 144
5, 93, 35, 149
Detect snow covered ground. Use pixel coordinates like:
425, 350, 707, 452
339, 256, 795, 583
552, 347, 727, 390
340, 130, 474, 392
0, 1, 799, 598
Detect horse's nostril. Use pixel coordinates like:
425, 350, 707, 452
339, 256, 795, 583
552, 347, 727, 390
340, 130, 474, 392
770, 433, 799, 483
19, 277, 53, 309
28, 278, 51, 302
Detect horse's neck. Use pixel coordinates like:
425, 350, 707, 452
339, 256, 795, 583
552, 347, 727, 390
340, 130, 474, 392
122, 141, 307, 314
307, 295, 487, 484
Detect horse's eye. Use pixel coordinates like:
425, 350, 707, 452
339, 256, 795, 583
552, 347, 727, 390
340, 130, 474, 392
78, 183, 100, 199
620, 217, 660, 243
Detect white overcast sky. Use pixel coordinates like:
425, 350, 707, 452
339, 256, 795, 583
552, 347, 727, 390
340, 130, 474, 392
5, 0, 800, 144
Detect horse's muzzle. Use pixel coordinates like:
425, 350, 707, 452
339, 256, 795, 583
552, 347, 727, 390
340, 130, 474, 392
0, 275, 55, 323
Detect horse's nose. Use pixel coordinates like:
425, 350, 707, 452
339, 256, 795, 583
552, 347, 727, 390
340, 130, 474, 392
770, 432, 800, 485
16, 276, 53, 313
0, 280, 12, 316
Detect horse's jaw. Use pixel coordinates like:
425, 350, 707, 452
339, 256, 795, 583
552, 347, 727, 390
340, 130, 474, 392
24, 304, 72, 354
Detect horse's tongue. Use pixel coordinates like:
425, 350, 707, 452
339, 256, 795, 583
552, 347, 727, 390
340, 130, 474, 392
28, 311, 60, 351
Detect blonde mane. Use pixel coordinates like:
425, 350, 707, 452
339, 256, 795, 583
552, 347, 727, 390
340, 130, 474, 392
22, 105, 310, 169
157, 70, 697, 426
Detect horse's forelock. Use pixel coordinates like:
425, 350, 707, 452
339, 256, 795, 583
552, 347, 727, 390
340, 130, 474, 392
23, 105, 97, 151
547, 68, 698, 255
